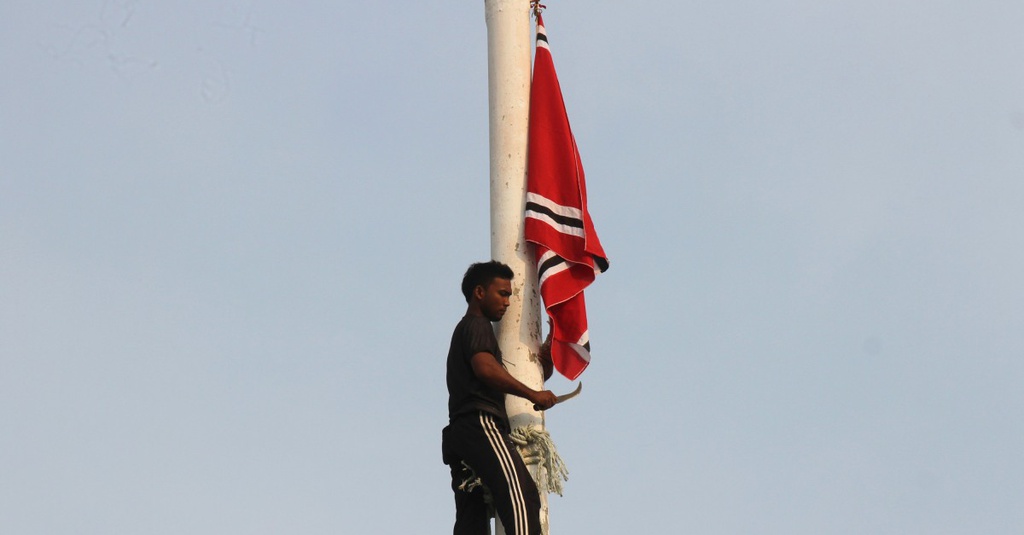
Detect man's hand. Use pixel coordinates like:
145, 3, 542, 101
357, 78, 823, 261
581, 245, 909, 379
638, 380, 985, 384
538, 319, 554, 381
530, 389, 558, 411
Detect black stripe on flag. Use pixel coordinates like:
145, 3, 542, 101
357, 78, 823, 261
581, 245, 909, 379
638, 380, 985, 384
538, 254, 566, 281
525, 201, 584, 231
537, 247, 609, 278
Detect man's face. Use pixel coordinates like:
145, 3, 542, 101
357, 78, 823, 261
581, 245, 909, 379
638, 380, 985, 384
478, 278, 512, 322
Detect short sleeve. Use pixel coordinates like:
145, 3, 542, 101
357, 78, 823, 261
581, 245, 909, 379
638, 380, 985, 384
462, 318, 500, 362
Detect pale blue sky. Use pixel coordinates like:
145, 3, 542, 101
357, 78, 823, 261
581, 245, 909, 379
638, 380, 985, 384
2, 1, 1023, 533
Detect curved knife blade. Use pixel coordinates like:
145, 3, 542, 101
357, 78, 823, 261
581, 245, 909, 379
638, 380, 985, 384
533, 382, 583, 411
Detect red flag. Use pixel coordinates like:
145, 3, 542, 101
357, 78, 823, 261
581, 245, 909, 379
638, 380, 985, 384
525, 14, 609, 381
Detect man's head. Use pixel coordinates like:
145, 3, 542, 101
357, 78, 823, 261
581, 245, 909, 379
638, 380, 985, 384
462, 261, 514, 321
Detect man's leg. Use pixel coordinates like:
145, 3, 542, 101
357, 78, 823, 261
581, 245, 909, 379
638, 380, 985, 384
444, 424, 493, 535
446, 413, 541, 535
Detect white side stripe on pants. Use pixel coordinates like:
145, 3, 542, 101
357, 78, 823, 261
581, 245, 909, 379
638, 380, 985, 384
479, 413, 529, 535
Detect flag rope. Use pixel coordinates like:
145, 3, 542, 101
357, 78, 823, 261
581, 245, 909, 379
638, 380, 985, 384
510, 426, 570, 496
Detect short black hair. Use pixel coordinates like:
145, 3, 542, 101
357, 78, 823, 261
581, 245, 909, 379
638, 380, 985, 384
461, 261, 514, 303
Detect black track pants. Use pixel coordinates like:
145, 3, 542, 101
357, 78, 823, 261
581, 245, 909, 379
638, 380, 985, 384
442, 412, 542, 535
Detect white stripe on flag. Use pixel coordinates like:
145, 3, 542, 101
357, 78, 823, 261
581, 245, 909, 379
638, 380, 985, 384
569, 342, 591, 364
575, 329, 590, 347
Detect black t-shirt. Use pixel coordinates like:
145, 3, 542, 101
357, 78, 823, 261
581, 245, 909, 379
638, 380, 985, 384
446, 314, 508, 423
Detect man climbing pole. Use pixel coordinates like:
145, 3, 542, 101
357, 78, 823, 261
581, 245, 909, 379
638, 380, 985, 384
442, 261, 557, 535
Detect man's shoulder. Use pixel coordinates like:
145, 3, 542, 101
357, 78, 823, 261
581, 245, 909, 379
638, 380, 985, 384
451, 314, 499, 356
455, 313, 493, 333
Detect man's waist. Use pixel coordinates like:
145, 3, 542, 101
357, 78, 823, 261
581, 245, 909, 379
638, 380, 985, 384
449, 404, 508, 425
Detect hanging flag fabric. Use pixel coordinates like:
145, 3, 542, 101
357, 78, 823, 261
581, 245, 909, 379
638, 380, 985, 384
525, 13, 609, 381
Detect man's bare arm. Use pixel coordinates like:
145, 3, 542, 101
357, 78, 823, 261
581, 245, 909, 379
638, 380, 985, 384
471, 352, 557, 410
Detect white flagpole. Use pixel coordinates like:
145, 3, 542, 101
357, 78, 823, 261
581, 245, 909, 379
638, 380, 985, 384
483, 1, 548, 533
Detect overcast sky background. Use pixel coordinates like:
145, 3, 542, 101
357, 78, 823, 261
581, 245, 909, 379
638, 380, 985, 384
2, 1, 1023, 533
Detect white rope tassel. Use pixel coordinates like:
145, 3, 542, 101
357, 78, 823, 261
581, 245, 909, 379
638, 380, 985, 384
509, 426, 570, 496
457, 461, 486, 494
457, 461, 496, 517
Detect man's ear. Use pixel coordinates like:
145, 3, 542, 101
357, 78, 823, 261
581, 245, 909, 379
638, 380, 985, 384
472, 284, 486, 301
